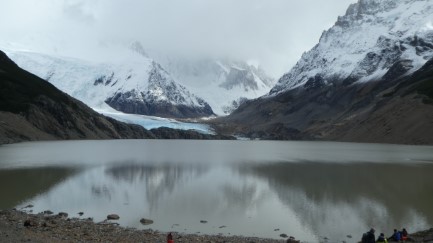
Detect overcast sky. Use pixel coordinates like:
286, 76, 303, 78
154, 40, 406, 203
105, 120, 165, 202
0, 0, 357, 77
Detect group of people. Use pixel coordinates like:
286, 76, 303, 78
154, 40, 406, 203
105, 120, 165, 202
362, 228, 409, 243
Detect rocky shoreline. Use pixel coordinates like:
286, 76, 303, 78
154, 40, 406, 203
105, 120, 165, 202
1, 209, 433, 242
0, 209, 288, 243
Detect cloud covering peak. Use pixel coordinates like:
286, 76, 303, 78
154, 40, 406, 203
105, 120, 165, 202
0, 0, 356, 77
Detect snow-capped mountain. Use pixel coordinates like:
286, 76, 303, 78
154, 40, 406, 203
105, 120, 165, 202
220, 0, 433, 144
271, 0, 433, 94
150, 54, 275, 115
6, 50, 214, 119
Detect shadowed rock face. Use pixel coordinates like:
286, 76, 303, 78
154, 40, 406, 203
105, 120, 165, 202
105, 91, 214, 119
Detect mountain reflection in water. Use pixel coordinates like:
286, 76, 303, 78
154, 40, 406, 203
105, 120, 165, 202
1, 140, 433, 241
239, 162, 433, 240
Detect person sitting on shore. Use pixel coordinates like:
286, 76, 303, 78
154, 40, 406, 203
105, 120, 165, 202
362, 228, 376, 243
388, 229, 401, 242
401, 228, 408, 241
376, 233, 388, 243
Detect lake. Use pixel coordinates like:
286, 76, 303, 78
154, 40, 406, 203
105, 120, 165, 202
1, 140, 433, 242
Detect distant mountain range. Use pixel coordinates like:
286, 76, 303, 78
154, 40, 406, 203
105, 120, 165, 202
218, 0, 433, 144
149, 53, 275, 115
6, 43, 275, 118
0, 50, 233, 144
6, 50, 214, 119
2, 0, 432, 145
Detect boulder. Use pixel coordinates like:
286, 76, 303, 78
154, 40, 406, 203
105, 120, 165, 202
139, 218, 154, 225
107, 214, 120, 220
43, 210, 53, 215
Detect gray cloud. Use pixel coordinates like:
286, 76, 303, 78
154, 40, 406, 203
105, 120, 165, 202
0, 0, 357, 77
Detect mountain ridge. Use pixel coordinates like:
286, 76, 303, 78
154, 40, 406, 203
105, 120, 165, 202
271, 0, 433, 94
0, 50, 233, 144
215, 0, 433, 145
6, 50, 215, 119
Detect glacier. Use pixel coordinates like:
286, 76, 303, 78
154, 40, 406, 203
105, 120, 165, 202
3, 49, 215, 134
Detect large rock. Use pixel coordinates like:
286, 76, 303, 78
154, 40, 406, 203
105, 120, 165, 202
139, 218, 154, 225
106, 214, 120, 220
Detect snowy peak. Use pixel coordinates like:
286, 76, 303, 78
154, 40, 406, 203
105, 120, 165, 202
271, 0, 433, 94
150, 54, 275, 115
341, 0, 396, 21
220, 62, 273, 92
7, 50, 214, 118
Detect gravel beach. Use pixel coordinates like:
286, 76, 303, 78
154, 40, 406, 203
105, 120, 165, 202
1, 209, 432, 242
0, 209, 289, 243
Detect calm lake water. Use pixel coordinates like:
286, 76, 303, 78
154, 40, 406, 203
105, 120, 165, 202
1, 140, 433, 242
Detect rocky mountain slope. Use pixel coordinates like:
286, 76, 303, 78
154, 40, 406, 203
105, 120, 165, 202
6, 50, 214, 119
272, 0, 433, 93
149, 54, 275, 115
217, 0, 433, 144
0, 51, 232, 144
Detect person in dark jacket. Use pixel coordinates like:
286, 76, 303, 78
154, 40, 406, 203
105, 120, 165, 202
362, 228, 376, 243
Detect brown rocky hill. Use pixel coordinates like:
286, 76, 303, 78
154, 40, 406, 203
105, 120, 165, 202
215, 58, 433, 145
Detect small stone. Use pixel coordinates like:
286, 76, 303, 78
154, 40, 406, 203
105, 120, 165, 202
219, 225, 226, 229
107, 214, 120, 220
200, 220, 207, 224
347, 235, 352, 238
280, 233, 288, 238
78, 212, 84, 216
140, 218, 154, 225
274, 228, 280, 231
43, 210, 53, 215
58, 212, 68, 218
